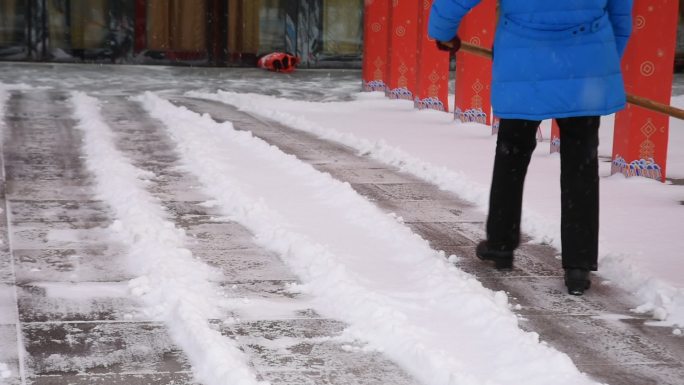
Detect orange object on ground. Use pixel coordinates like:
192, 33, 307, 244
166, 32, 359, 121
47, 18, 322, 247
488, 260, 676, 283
257, 52, 300, 73
612, 0, 679, 182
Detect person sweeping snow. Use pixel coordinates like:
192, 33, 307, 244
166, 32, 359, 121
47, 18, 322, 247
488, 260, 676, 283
429, 0, 633, 295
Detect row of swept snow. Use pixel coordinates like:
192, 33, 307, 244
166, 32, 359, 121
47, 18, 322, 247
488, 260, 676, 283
137, 91, 598, 385
69, 92, 264, 385
189, 90, 684, 329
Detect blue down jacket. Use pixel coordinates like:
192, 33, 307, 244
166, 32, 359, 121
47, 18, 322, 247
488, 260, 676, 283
429, 0, 633, 120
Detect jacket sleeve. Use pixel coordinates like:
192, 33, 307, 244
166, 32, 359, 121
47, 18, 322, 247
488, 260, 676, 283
428, 0, 483, 42
606, 0, 633, 58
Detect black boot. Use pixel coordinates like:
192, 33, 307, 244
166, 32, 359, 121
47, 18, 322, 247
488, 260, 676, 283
476, 241, 513, 270
564, 268, 591, 296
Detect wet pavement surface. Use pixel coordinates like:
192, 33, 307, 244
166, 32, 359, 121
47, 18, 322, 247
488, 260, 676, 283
0, 64, 682, 385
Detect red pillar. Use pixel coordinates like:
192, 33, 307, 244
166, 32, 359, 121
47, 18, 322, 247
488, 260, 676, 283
454, 0, 496, 125
550, 120, 561, 153
612, 0, 678, 181
386, 0, 419, 100
414, 0, 450, 111
363, 0, 390, 92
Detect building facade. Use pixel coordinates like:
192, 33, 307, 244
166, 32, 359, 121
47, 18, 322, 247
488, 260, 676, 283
0, 0, 363, 68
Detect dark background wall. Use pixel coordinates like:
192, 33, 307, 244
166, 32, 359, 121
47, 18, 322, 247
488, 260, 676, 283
0, 0, 363, 68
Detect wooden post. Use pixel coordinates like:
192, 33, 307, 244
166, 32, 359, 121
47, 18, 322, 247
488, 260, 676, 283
414, 0, 450, 111
362, 0, 390, 92
386, 0, 419, 100
612, 0, 679, 181
454, 0, 496, 125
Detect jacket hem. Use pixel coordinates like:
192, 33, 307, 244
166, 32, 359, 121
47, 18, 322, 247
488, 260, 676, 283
493, 103, 626, 121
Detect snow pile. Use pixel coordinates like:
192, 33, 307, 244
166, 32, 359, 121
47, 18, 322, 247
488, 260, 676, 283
139, 91, 600, 385
69, 92, 264, 385
0, 363, 11, 381
190, 90, 684, 328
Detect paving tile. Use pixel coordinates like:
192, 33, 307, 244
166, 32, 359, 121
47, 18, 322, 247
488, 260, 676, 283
4, 179, 95, 201
160, 201, 223, 221
28, 372, 196, 385
23, 322, 191, 376
520, 314, 681, 368
375, 200, 485, 223
10, 227, 112, 250
404, 222, 479, 248
479, 275, 644, 316
222, 318, 347, 341
616, 318, 684, 362
221, 282, 320, 321
0, 284, 18, 325
4, 164, 91, 182
257, 369, 416, 385
17, 282, 140, 323
194, 249, 298, 282
147, 178, 208, 202
314, 167, 420, 185
220, 319, 416, 385
0, 324, 20, 385
183, 222, 256, 251
443, 244, 564, 279
265, 142, 368, 166
8, 201, 112, 228
350, 183, 457, 201
224, 280, 302, 299
578, 363, 684, 385
13, 248, 132, 284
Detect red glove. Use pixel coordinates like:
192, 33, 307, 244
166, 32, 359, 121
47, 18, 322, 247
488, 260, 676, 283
435, 35, 461, 55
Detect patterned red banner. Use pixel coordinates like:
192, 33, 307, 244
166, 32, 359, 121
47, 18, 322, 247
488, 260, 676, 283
454, 0, 496, 125
414, 0, 450, 111
612, 0, 679, 181
362, 0, 391, 92
386, 0, 419, 100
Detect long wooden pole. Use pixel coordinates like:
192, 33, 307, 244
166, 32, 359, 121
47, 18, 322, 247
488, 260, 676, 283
460, 42, 684, 121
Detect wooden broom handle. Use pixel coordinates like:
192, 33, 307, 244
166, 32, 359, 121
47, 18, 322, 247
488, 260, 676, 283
459, 42, 684, 121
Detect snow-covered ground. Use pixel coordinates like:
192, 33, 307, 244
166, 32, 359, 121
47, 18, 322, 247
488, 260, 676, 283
186, 84, 684, 328
1, 64, 683, 385
138, 91, 601, 385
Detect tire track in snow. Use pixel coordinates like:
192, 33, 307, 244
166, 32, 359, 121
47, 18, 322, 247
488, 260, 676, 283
138, 91, 599, 385
69, 92, 264, 385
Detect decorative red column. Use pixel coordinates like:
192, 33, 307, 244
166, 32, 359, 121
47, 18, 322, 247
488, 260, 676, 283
612, 0, 679, 181
454, 0, 496, 124
550, 120, 561, 153
414, 0, 450, 111
386, 0, 419, 100
363, 0, 390, 92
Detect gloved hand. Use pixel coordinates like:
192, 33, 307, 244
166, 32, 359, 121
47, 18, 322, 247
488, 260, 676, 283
435, 35, 461, 54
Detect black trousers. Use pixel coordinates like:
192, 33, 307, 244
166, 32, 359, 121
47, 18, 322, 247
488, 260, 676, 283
486, 116, 600, 271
